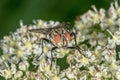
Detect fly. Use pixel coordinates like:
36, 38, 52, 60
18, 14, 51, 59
29, 22, 87, 68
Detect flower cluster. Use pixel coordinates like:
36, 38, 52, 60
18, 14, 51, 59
0, 1, 120, 80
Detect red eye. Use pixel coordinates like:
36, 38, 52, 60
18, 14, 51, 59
65, 32, 71, 41
54, 34, 61, 44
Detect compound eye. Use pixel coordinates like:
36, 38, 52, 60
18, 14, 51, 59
65, 32, 71, 41
54, 34, 61, 44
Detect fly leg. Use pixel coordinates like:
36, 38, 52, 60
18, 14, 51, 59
37, 38, 44, 58
39, 38, 55, 58
66, 46, 86, 58
33, 38, 53, 64
50, 46, 58, 69
70, 32, 78, 46
70, 32, 87, 58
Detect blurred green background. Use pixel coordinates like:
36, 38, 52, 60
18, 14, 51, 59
0, 0, 114, 39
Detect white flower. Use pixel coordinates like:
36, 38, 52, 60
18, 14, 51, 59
80, 56, 89, 66
65, 67, 77, 79
80, 75, 86, 80
14, 71, 23, 79
10, 56, 20, 64
52, 76, 60, 80
116, 69, 120, 80
3, 69, 12, 79
107, 29, 120, 48
32, 44, 42, 55
88, 5, 102, 24
61, 78, 68, 80
19, 61, 29, 71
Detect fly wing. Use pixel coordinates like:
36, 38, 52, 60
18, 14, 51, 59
52, 22, 70, 29
29, 22, 70, 34
29, 28, 51, 35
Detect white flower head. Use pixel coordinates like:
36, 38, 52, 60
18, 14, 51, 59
19, 61, 29, 71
